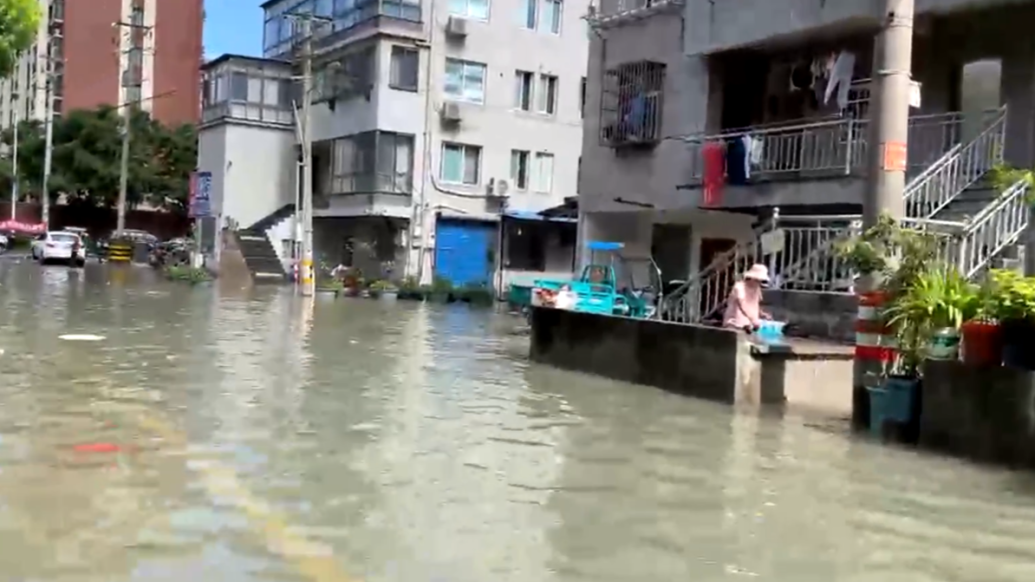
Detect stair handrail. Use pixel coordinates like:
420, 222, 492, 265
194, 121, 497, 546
957, 178, 1030, 278
660, 215, 776, 321
902, 106, 1007, 219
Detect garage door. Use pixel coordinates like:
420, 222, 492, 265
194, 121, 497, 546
434, 218, 495, 287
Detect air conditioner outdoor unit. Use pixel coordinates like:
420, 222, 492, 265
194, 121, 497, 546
440, 101, 462, 122
445, 15, 468, 37
489, 178, 509, 197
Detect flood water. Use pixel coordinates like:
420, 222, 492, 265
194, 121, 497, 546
1, 261, 1035, 581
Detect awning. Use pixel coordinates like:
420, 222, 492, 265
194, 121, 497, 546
503, 209, 576, 223
537, 196, 578, 219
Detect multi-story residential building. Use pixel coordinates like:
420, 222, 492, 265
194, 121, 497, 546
198, 0, 588, 286
0, 0, 203, 131
581, 0, 1034, 322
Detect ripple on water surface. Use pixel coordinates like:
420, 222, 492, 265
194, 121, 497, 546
0, 263, 1033, 580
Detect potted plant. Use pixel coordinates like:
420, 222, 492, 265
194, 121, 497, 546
836, 214, 943, 435
398, 276, 421, 300
342, 267, 364, 297
883, 267, 975, 363
429, 277, 454, 303
960, 275, 1003, 367
368, 279, 398, 300
459, 282, 494, 306
316, 278, 344, 297
988, 269, 1035, 370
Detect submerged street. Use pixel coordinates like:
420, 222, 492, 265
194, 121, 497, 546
0, 261, 1035, 580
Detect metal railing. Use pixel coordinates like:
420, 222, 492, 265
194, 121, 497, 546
904, 106, 1007, 218
682, 110, 990, 185
956, 179, 1030, 278
587, 0, 684, 27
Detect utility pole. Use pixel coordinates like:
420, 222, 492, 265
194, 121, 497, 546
285, 12, 328, 297
41, 39, 57, 228
113, 14, 152, 236
10, 108, 17, 221
854, 0, 915, 431
863, 0, 914, 229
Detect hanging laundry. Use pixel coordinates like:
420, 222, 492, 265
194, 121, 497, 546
726, 136, 749, 186
702, 141, 726, 207
748, 135, 764, 168
824, 50, 856, 112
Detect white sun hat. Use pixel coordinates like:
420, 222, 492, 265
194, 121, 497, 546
743, 263, 770, 282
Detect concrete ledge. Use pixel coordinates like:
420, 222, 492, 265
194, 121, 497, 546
920, 360, 1035, 468
529, 307, 854, 415
764, 290, 857, 343
529, 306, 745, 403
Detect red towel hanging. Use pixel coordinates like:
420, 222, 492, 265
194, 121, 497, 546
702, 142, 726, 207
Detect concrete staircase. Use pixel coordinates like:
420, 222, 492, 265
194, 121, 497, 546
236, 229, 288, 283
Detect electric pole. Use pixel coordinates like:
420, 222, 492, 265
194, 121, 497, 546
864, 0, 914, 230
854, 0, 915, 431
41, 38, 57, 228
113, 15, 152, 236
10, 107, 17, 221
285, 12, 328, 297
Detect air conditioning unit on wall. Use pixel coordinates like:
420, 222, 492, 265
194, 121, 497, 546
445, 16, 468, 37
440, 101, 462, 123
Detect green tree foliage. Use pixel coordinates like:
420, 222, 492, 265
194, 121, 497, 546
0, 0, 41, 77
0, 106, 197, 211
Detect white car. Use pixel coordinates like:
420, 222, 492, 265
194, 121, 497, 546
31, 231, 86, 265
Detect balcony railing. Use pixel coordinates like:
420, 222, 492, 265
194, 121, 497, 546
587, 0, 684, 28
681, 110, 992, 185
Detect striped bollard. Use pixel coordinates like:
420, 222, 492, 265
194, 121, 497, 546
853, 291, 895, 430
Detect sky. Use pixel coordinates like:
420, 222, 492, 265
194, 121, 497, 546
202, 0, 266, 60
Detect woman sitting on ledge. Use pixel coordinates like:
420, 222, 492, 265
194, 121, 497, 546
723, 263, 771, 333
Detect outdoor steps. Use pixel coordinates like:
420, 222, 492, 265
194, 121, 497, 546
236, 230, 288, 283
930, 181, 1000, 223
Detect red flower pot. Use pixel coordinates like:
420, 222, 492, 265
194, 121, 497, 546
961, 320, 1003, 367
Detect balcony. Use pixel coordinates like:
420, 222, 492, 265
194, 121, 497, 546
201, 56, 295, 127
315, 131, 415, 197
587, 0, 683, 29
263, 0, 422, 58
680, 109, 992, 187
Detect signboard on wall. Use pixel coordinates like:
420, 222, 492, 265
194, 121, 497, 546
189, 171, 212, 218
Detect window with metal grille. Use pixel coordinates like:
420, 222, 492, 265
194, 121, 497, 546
599, 60, 665, 147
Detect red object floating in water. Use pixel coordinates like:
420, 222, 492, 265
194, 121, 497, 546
73, 443, 122, 453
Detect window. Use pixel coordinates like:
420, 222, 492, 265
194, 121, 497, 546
448, 0, 489, 19
532, 152, 554, 193
520, 0, 536, 29
390, 46, 419, 91
540, 0, 562, 34
510, 150, 530, 190
329, 131, 415, 195
600, 60, 666, 146
513, 71, 533, 111
316, 47, 375, 102
230, 72, 248, 101
537, 74, 557, 115
580, 76, 586, 117
441, 143, 481, 185
444, 59, 486, 104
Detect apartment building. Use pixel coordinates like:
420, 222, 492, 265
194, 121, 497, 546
580, 0, 1035, 322
199, 0, 588, 286
0, 0, 203, 132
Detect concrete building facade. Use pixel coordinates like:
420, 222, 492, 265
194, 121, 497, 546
0, 0, 203, 132
579, 0, 1035, 322
200, 0, 588, 287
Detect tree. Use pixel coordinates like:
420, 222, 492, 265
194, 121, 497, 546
0, 0, 41, 77
0, 106, 197, 211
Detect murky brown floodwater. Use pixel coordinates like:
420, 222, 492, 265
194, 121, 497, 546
1, 260, 1035, 581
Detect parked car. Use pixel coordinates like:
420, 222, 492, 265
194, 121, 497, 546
31, 231, 86, 266
0, 232, 7, 252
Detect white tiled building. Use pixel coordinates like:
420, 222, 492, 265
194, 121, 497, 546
199, 0, 588, 286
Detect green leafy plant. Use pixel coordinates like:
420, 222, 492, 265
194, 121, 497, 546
318, 278, 344, 293
884, 267, 977, 375
989, 164, 1035, 203
164, 265, 212, 284
987, 269, 1035, 323
835, 213, 941, 297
